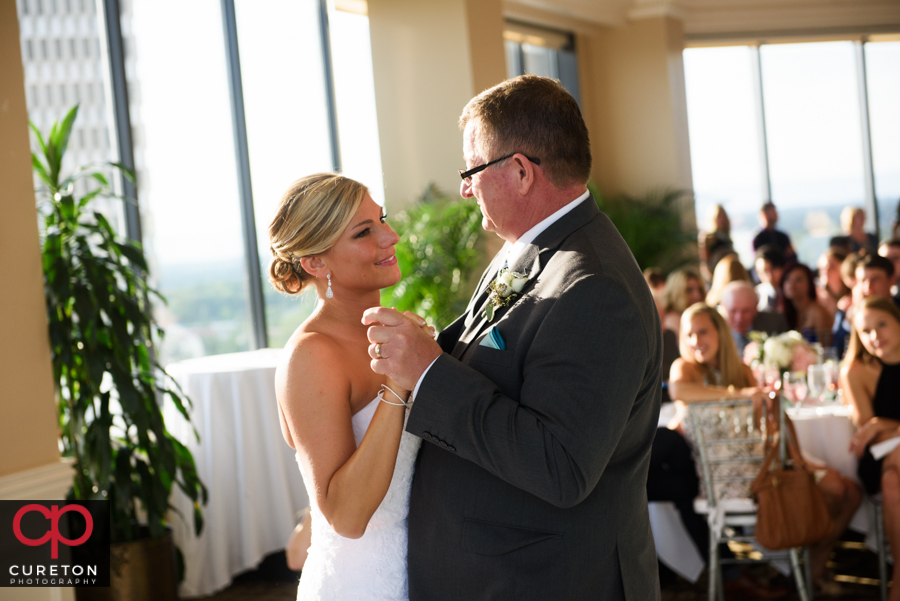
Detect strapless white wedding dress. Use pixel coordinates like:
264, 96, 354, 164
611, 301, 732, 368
295, 397, 421, 601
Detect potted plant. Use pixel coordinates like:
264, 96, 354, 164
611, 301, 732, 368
32, 105, 207, 600
382, 184, 485, 329
589, 184, 697, 273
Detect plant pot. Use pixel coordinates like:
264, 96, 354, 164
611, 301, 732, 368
77, 529, 178, 601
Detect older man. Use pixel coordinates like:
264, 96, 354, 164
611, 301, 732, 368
720, 281, 788, 356
364, 76, 661, 600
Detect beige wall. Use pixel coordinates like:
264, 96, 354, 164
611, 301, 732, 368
368, 0, 507, 209
0, 0, 61, 478
579, 16, 694, 199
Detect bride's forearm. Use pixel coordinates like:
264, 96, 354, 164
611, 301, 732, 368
321, 388, 409, 539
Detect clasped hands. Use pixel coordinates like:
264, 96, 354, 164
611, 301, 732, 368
362, 307, 442, 391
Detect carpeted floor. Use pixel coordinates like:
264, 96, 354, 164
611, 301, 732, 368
196, 532, 887, 600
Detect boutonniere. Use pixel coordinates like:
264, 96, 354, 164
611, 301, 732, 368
482, 269, 528, 322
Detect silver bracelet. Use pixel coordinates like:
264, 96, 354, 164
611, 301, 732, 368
378, 384, 410, 407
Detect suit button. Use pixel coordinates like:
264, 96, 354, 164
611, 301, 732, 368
422, 432, 432, 440
448, 446, 456, 452
439, 441, 448, 448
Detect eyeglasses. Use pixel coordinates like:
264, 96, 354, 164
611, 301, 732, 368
458, 153, 541, 181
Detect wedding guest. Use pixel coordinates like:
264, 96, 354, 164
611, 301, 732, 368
817, 246, 851, 318
878, 239, 900, 303
856, 253, 897, 306
844, 296, 900, 601
664, 304, 787, 598
780, 262, 833, 345
833, 253, 863, 359
720, 281, 788, 357
662, 266, 705, 338
672, 303, 860, 589
755, 245, 787, 313
699, 204, 735, 283
752, 201, 795, 259
830, 206, 878, 255
706, 253, 751, 308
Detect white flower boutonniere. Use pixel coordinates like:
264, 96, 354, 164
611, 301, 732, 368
482, 269, 528, 322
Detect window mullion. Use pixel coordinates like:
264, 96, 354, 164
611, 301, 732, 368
221, 0, 268, 350
750, 45, 773, 204
855, 39, 879, 240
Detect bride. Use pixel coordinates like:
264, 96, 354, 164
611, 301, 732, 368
268, 173, 425, 601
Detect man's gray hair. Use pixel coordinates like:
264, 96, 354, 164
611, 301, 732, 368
721, 280, 759, 306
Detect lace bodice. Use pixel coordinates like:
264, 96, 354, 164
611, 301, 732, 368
295, 397, 421, 601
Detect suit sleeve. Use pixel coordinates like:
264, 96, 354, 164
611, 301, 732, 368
405, 275, 654, 508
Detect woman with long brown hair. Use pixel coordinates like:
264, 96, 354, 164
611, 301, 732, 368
844, 296, 900, 601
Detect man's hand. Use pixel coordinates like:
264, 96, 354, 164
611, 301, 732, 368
362, 307, 442, 391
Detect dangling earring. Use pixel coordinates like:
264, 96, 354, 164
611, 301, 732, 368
326, 274, 333, 299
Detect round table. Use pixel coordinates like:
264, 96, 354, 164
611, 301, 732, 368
164, 349, 309, 597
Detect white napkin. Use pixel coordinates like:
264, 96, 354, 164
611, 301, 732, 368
871, 436, 900, 460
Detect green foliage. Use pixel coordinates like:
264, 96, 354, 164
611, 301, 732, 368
381, 184, 484, 329
589, 184, 696, 272
32, 106, 207, 557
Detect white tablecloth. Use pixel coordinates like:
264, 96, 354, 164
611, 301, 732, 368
788, 404, 870, 534
163, 349, 309, 597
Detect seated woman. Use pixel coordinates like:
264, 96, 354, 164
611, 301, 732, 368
844, 296, 900, 601
780, 262, 833, 346
671, 303, 860, 587
661, 266, 705, 338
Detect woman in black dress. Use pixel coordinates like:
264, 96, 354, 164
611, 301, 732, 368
844, 296, 900, 601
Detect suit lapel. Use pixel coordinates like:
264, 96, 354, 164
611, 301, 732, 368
463, 250, 506, 331
453, 197, 600, 358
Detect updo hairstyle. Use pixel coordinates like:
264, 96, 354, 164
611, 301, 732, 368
268, 173, 368, 294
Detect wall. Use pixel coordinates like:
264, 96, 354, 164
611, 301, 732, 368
367, 0, 507, 209
579, 16, 694, 199
0, 0, 61, 479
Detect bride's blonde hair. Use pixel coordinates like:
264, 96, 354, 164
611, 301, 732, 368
268, 173, 368, 294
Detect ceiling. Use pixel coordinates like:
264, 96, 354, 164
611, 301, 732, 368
504, 0, 900, 37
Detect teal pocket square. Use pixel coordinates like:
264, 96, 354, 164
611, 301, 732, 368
479, 327, 506, 350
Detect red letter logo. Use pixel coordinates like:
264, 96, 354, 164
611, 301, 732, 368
12, 504, 93, 559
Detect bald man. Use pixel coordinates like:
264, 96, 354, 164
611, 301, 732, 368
720, 281, 788, 356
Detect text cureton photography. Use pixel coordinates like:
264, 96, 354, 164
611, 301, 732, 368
0, 500, 110, 588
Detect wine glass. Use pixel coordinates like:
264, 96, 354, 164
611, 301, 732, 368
807, 364, 827, 406
783, 371, 808, 405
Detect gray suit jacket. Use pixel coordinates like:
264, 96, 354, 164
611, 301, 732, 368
405, 198, 663, 600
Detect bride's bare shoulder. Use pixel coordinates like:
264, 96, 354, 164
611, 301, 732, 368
282, 330, 344, 372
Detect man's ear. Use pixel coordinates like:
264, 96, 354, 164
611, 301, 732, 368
299, 255, 328, 279
512, 153, 535, 196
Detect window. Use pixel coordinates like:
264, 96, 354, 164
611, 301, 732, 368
19, 0, 385, 362
684, 46, 765, 257
684, 39, 900, 269
122, 0, 252, 364
17, 0, 121, 226
503, 22, 580, 105
865, 39, 900, 235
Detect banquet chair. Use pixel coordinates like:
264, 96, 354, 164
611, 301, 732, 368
686, 398, 812, 601
870, 494, 889, 601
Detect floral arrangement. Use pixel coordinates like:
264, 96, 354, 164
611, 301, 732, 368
743, 330, 818, 373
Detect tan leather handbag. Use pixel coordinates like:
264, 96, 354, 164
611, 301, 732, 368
751, 427, 833, 550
